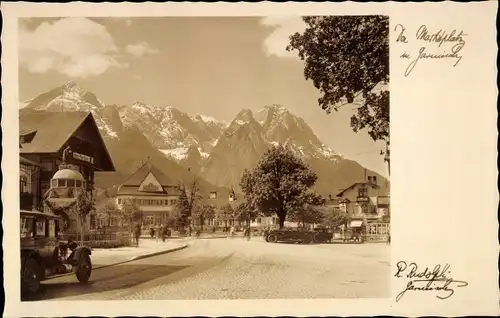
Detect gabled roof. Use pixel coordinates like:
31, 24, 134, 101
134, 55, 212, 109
117, 160, 180, 196
19, 111, 115, 171
19, 111, 89, 153
336, 182, 380, 197
120, 160, 173, 187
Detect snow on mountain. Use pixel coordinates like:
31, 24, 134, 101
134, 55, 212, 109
117, 102, 226, 170
23, 81, 119, 139
201, 104, 347, 192
160, 147, 189, 161
19, 82, 386, 196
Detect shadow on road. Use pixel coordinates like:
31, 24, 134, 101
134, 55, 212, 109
22, 264, 188, 301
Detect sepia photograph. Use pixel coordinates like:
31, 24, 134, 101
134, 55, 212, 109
3, 1, 499, 317
17, 15, 391, 301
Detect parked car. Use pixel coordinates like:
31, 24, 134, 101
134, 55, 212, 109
20, 209, 93, 295
265, 227, 333, 244
341, 229, 364, 243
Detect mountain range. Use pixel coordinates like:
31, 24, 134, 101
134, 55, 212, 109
20, 81, 389, 199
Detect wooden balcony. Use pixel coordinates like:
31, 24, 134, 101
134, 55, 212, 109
20, 192, 34, 210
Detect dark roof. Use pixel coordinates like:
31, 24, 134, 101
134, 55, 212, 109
19, 111, 89, 153
19, 111, 115, 171
117, 160, 180, 195
20, 156, 40, 167
336, 182, 380, 197
117, 186, 182, 197
120, 160, 174, 186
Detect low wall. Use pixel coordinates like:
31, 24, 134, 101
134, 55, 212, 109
60, 230, 132, 248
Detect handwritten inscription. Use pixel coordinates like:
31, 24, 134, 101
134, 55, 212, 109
394, 24, 467, 76
394, 261, 468, 302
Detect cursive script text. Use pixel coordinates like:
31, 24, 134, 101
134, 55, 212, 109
394, 261, 468, 302
395, 24, 467, 77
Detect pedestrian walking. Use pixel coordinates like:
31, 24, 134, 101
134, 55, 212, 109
134, 224, 141, 247
150, 227, 155, 238
245, 227, 251, 241
161, 225, 167, 242
155, 224, 161, 242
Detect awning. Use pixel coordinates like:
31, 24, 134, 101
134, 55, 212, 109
350, 220, 363, 228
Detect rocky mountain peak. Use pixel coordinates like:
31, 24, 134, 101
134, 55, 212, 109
234, 109, 254, 123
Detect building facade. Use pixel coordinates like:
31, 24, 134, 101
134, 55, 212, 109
115, 160, 181, 226
19, 111, 115, 229
20, 157, 41, 211
336, 175, 390, 241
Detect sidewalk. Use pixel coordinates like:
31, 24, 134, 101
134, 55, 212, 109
140, 233, 231, 240
91, 239, 187, 267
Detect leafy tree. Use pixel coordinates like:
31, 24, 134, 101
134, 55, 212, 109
321, 207, 348, 230
240, 145, 323, 228
71, 189, 93, 241
193, 203, 216, 231
234, 201, 257, 227
173, 179, 203, 230
217, 204, 234, 229
120, 199, 143, 231
96, 201, 120, 227
287, 16, 389, 143
289, 202, 325, 229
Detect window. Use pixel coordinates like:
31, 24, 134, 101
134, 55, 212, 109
57, 179, 66, 187
36, 219, 45, 236
358, 187, 368, 198
20, 217, 35, 238
361, 204, 369, 214
67, 179, 75, 187
40, 161, 54, 171
75, 180, 82, 187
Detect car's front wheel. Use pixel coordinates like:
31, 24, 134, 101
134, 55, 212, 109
267, 234, 278, 243
75, 253, 92, 283
21, 258, 41, 295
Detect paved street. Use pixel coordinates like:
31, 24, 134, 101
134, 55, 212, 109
25, 238, 390, 301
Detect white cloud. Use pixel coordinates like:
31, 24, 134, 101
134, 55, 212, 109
19, 17, 126, 78
260, 16, 306, 59
126, 42, 159, 57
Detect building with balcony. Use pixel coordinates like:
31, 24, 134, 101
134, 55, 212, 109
19, 111, 115, 227
115, 159, 182, 226
336, 175, 390, 241
20, 157, 41, 211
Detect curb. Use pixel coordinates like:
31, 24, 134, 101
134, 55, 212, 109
140, 235, 230, 240
129, 244, 187, 261
45, 244, 188, 280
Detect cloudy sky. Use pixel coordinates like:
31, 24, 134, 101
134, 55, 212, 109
18, 17, 389, 177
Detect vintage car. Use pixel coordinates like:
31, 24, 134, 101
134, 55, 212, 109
341, 228, 364, 243
20, 209, 93, 295
265, 227, 333, 244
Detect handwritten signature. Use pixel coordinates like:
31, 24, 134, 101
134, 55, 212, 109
394, 261, 468, 302
395, 24, 468, 77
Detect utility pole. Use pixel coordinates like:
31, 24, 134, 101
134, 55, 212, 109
380, 140, 390, 177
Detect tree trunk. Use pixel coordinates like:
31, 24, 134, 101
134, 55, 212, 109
278, 215, 285, 229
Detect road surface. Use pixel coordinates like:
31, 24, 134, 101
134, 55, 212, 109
24, 238, 390, 301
